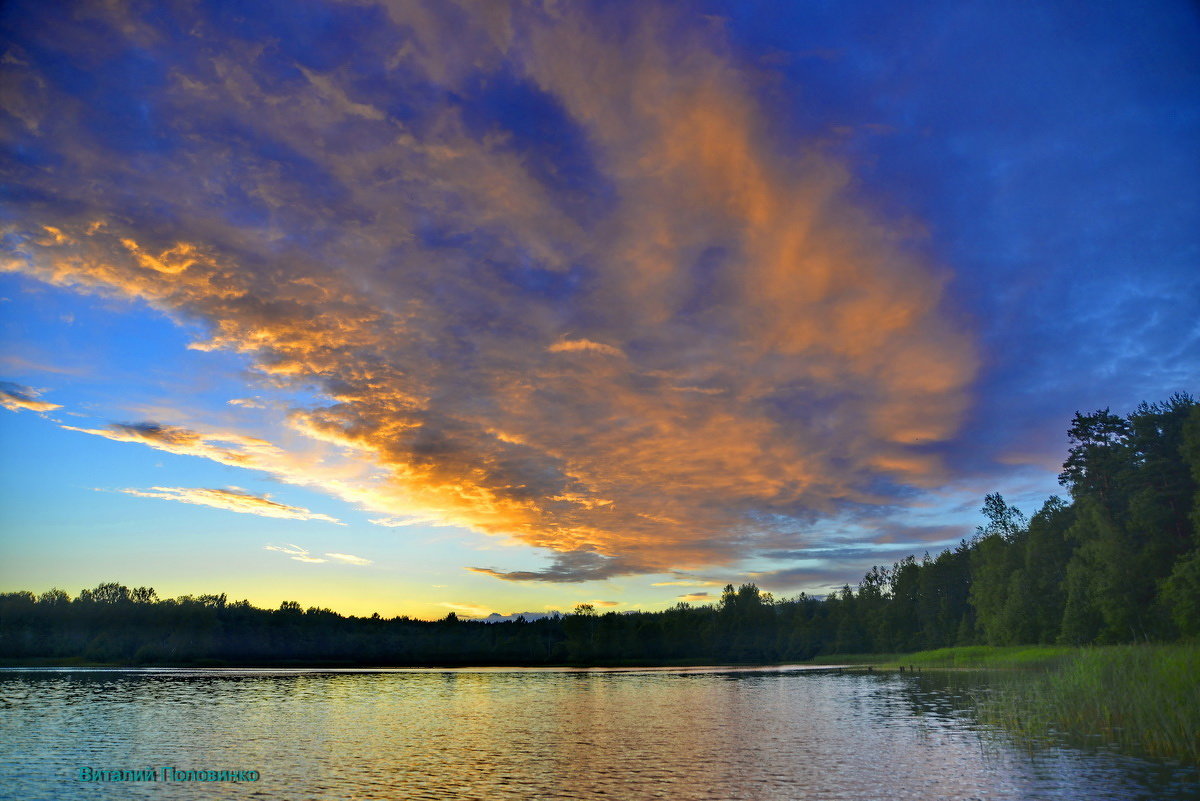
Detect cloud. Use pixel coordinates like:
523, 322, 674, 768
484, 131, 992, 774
265, 544, 373, 567
868, 523, 968, 545
119, 486, 341, 523
324, 552, 372, 566
745, 535, 969, 593
0, 381, 61, 413
1, 1, 977, 580
0, 356, 87, 376
748, 568, 844, 592
678, 592, 712, 603
60, 418, 402, 516
547, 339, 625, 358
62, 422, 286, 468
438, 602, 495, 618
264, 544, 327, 564
468, 550, 638, 583
368, 515, 455, 528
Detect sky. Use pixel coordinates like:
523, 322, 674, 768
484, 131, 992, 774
1, 0, 1197, 619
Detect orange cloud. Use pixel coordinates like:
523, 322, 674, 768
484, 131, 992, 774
2, 1, 977, 580
62, 422, 289, 469
547, 339, 625, 358
0, 382, 61, 413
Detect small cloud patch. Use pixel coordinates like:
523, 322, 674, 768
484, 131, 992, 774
0, 381, 61, 413
265, 543, 327, 564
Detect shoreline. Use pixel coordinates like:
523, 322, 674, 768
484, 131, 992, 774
0, 644, 1113, 671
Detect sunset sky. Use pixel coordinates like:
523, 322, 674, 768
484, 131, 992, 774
2, 0, 1197, 619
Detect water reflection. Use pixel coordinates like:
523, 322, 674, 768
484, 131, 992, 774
0, 667, 1193, 800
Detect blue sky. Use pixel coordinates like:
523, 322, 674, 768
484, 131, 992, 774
1, 0, 1196, 617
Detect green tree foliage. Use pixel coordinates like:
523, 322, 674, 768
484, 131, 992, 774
1162, 403, 1200, 635
1059, 393, 1197, 642
1020, 496, 1073, 643
970, 493, 1028, 645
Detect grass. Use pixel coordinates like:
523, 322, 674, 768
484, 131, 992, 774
806, 643, 1199, 764
807, 644, 1075, 669
974, 643, 1200, 764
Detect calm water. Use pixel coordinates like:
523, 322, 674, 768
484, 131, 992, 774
0, 666, 1195, 800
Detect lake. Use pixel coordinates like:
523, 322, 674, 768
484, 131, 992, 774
1, 666, 1195, 799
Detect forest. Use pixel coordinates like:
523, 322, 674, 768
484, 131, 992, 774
2, 394, 1197, 666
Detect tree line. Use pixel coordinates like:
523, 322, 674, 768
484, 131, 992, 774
2, 394, 1196, 666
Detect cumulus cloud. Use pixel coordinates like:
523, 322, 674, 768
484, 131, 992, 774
0, 381, 61, 413
120, 486, 341, 523
1, 1, 976, 579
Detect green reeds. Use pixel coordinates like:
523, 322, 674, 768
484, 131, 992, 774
976, 643, 1200, 764
811, 644, 1074, 668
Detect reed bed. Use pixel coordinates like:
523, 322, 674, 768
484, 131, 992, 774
975, 643, 1200, 764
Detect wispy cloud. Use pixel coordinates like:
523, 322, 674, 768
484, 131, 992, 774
264, 544, 327, 564
0, 381, 61, 413
0, 356, 87, 376
324, 552, 372, 566
1, 1, 977, 580
120, 486, 341, 523
63, 422, 285, 468
264, 543, 370, 567
368, 515, 455, 528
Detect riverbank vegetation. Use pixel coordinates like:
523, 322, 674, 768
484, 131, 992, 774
975, 644, 1200, 764
816, 644, 1077, 669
